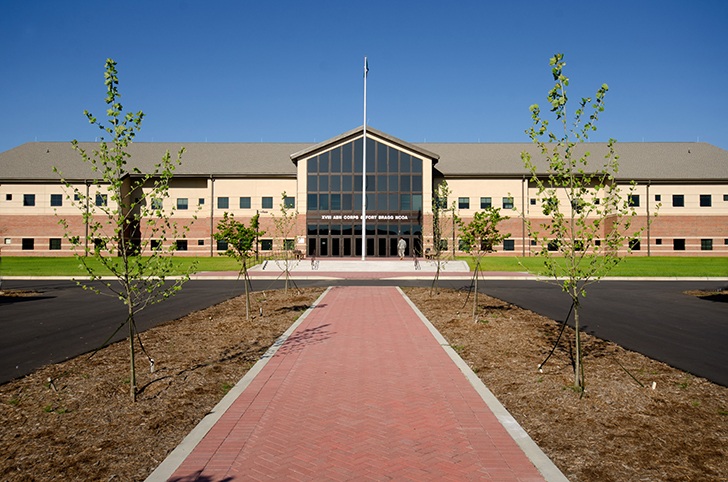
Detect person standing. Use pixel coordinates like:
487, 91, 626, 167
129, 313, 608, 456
397, 237, 406, 260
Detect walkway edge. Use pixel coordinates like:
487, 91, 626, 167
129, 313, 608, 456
144, 287, 333, 482
397, 287, 569, 482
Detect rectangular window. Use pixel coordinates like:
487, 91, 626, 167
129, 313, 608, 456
239, 197, 251, 209
673, 239, 685, 251
23, 194, 35, 206
151, 198, 163, 210
199, 198, 205, 205
400, 194, 411, 211
284, 197, 295, 208
261, 239, 273, 251
95, 194, 107, 207
198, 239, 205, 246
262, 197, 273, 209
502, 197, 514, 210
175, 240, 188, 251
458, 197, 470, 209
5, 194, 11, 201
530, 198, 536, 205
330, 194, 341, 210
724, 194, 728, 202
503, 239, 515, 251
22, 238, 34, 250
177, 198, 188, 210
672, 194, 684, 207
217, 197, 229, 209
700, 194, 712, 207
701, 239, 713, 251
628, 194, 640, 207
629, 239, 641, 251
284, 239, 295, 250
412, 194, 422, 211
656, 239, 662, 245
49, 238, 62, 250
319, 194, 329, 211
50, 194, 63, 207
216, 240, 228, 251
481, 197, 492, 209
151, 240, 161, 250
655, 194, 661, 202
307, 193, 317, 210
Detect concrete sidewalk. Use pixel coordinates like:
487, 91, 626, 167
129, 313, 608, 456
147, 286, 566, 481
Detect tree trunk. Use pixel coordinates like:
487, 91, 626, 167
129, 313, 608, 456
243, 265, 250, 320
473, 257, 480, 321
574, 300, 583, 389
128, 303, 136, 402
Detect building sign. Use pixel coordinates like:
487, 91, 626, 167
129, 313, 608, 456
318, 214, 411, 221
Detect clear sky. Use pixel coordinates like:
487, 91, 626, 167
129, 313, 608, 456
1, 0, 727, 154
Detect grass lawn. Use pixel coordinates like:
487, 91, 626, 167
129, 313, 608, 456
459, 256, 728, 277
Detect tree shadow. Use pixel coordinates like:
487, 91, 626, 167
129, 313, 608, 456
695, 293, 728, 303
270, 323, 333, 357
0, 294, 54, 304
168, 471, 233, 482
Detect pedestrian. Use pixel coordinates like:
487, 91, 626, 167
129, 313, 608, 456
397, 237, 406, 260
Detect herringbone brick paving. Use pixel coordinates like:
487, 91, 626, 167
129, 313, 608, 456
167, 286, 546, 481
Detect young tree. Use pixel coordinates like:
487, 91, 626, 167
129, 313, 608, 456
213, 212, 264, 319
521, 53, 651, 393
430, 181, 458, 295
271, 191, 298, 294
55, 59, 194, 402
460, 207, 510, 320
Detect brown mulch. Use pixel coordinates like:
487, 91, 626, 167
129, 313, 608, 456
406, 287, 728, 482
0, 285, 726, 481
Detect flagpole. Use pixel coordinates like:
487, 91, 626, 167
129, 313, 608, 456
361, 56, 368, 261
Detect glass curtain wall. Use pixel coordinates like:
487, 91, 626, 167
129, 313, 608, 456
307, 137, 423, 257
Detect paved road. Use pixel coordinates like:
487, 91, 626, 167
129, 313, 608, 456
2, 278, 727, 386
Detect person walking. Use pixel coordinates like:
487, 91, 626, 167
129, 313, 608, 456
397, 237, 407, 260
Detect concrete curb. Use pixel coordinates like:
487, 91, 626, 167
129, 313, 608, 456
397, 287, 570, 482
143, 287, 333, 482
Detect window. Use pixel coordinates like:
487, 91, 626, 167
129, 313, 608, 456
216, 240, 228, 251
503, 239, 515, 251
480, 197, 492, 209
199, 198, 205, 205
672, 194, 684, 207
23, 194, 35, 206
701, 239, 713, 251
49, 194, 63, 207
629, 239, 641, 251
655, 194, 661, 202
49, 238, 61, 250
628, 194, 640, 207
74, 193, 81, 201
673, 239, 685, 251
22, 238, 34, 250
239, 197, 251, 209
217, 197, 229, 209
198, 239, 205, 246
175, 240, 188, 251
177, 198, 188, 210
571, 199, 585, 213
284, 239, 295, 250
151, 198, 163, 210
93, 238, 106, 250
724, 195, 728, 202
284, 197, 295, 209
502, 197, 514, 210
151, 240, 161, 250
700, 194, 712, 207
95, 194, 107, 207
458, 197, 470, 209
547, 240, 559, 251
656, 239, 662, 245
261, 239, 273, 251
458, 239, 469, 251
530, 198, 536, 205
5, 194, 11, 201
262, 197, 273, 209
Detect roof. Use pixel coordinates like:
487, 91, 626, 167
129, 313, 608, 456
1, 134, 726, 182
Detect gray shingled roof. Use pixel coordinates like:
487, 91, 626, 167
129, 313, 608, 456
1, 135, 727, 182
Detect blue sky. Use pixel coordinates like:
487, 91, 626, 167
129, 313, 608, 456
1, 0, 727, 153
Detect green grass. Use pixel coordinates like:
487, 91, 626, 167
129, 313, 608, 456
460, 256, 728, 277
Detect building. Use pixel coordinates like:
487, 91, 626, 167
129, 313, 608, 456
1, 126, 727, 257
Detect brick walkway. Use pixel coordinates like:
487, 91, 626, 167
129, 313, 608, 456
165, 286, 549, 481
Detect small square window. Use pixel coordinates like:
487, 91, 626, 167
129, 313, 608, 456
503, 239, 515, 251
284, 197, 295, 209
547, 240, 559, 251
595, 240, 601, 247
673, 239, 685, 251
502, 197, 514, 210
151, 199, 163, 210
199, 198, 205, 205
530, 239, 537, 246
50, 194, 63, 207
262, 197, 273, 209
177, 198, 188, 210
724, 194, 728, 202
151, 240, 161, 250
218, 197, 229, 209
198, 239, 205, 246
656, 239, 662, 245
240, 197, 251, 209
458, 197, 470, 209
701, 239, 713, 251
4, 238, 11, 244
74, 193, 81, 201
480, 197, 492, 209
261, 239, 273, 251
95, 194, 107, 207
23, 194, 35, 206
216, 240, 228, 251
175, 240, 188, 251
6, 194, 12, 201
655, 194, 661, 202
699, 194, 712, 207
628, 194, 640, 207
673, 195, 684, 207
49, 238, 62, 250
629, 239, 641, 251
284, 239, 295, 250
530, 198, 536, 205
22, 238, 34, 250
